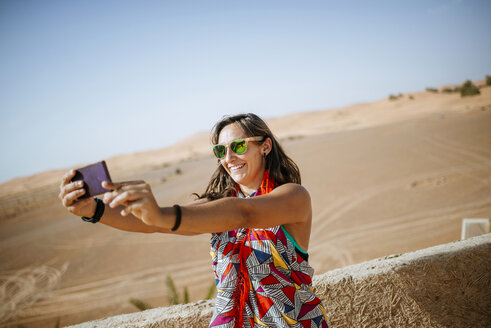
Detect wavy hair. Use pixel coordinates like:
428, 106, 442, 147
198, 113, 301, 200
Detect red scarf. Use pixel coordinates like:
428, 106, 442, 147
231, 169, 278, 328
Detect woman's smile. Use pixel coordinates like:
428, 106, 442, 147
229, 163, 246, 173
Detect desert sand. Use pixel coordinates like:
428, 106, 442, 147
1, 82, 490, 327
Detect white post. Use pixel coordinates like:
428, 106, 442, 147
461, 218, 490, 240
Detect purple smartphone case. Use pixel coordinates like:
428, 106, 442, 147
71, 161, 112, 198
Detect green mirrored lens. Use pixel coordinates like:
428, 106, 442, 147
213, 145, 226, 158
231, 140, 247, 154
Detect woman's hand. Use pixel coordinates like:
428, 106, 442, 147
101, 180, 162, 226
59, 169, 96, 217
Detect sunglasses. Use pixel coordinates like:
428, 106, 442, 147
212, 136, 265, 159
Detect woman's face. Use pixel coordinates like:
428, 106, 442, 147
217, 123, 269, 190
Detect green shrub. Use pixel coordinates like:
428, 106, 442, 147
486, 75, 491, 86
166, 275, 180, 305
442, 88, 454, 93
408, 95, 414, 100
426, 87, 438, 93
129, 298, 152, 311
388, 93, 403, 101
460, 80, 480, 97
206, 280, 217, 300
165, 274, 217, 305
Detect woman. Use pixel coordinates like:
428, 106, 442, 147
59, 113, 329, 328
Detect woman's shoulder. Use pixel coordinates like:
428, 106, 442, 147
273, 183, 310, 200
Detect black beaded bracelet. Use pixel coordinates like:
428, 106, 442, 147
81, 198, 105, 223
171, 204, 182, 231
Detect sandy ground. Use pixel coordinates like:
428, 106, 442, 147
1, 85, 490, 327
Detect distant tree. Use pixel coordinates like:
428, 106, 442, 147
486, 75, 491, 86
460, 80, 480, 97
425, 87, 438, 93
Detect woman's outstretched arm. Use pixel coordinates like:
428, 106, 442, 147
104, 181, 311, 234
59, 169, 205, 235
98, 202, 203, 235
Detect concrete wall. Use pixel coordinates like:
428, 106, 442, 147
69, 234, 490, 328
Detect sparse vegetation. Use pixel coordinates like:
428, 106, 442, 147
388, 93, 403, 101
460, 80, 480, 97
175, 168, 182, 175
166, 275, 180, 305
408, 95, 414, 100
441, 86, 461, 94
165, 274, 217, 305
129, 298, 152, 311
486, 75, 491, 86
206, 280, 217, 300
425, 87, 438, 93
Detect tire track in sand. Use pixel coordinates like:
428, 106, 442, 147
0, 263, 68, 324
313, 198, 491, 247
420, 133, 491, 187
6, 258, 213, 325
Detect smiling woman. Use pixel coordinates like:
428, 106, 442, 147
58, 113, 329, 328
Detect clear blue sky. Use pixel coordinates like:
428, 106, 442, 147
1, 0, 490, 184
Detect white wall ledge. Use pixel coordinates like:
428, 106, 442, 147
69, 234, 490, 328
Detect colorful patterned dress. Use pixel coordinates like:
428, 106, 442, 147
208, 172, 329, 327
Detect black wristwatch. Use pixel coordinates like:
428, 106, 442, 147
81, 198, 105, 223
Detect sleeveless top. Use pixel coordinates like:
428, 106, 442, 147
208, 194, 329, 327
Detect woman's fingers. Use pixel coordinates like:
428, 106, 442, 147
60, 169, 76, 188
62, 188, 87, 207
59, 170, 77, 199
67, 196, 94, 212
107, 189, 149, 208
120, 201, 142, 216
59, 180, 84, 199
102, 181, 148, 204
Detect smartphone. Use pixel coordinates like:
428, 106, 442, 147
71, 161, 112, 199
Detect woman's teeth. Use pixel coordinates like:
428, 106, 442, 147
229, 164, 245, 172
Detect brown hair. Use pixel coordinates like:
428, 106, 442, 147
198, 113, 301, 200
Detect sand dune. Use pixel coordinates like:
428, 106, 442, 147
1, 83, 490, 327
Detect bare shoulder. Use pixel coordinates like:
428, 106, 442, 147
271, 183, 311, 201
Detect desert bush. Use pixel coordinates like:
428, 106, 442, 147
388, 93, 403, 101
129, 298, 152, 311
425, 87, 438, 93
206, 280, 217, 299
486, 75, 491, 86
460, 80, 480, 97
442, 88, 454, 93
165, 274, 216, 305
166, 275, 180, 305
408, 95, 414, 100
